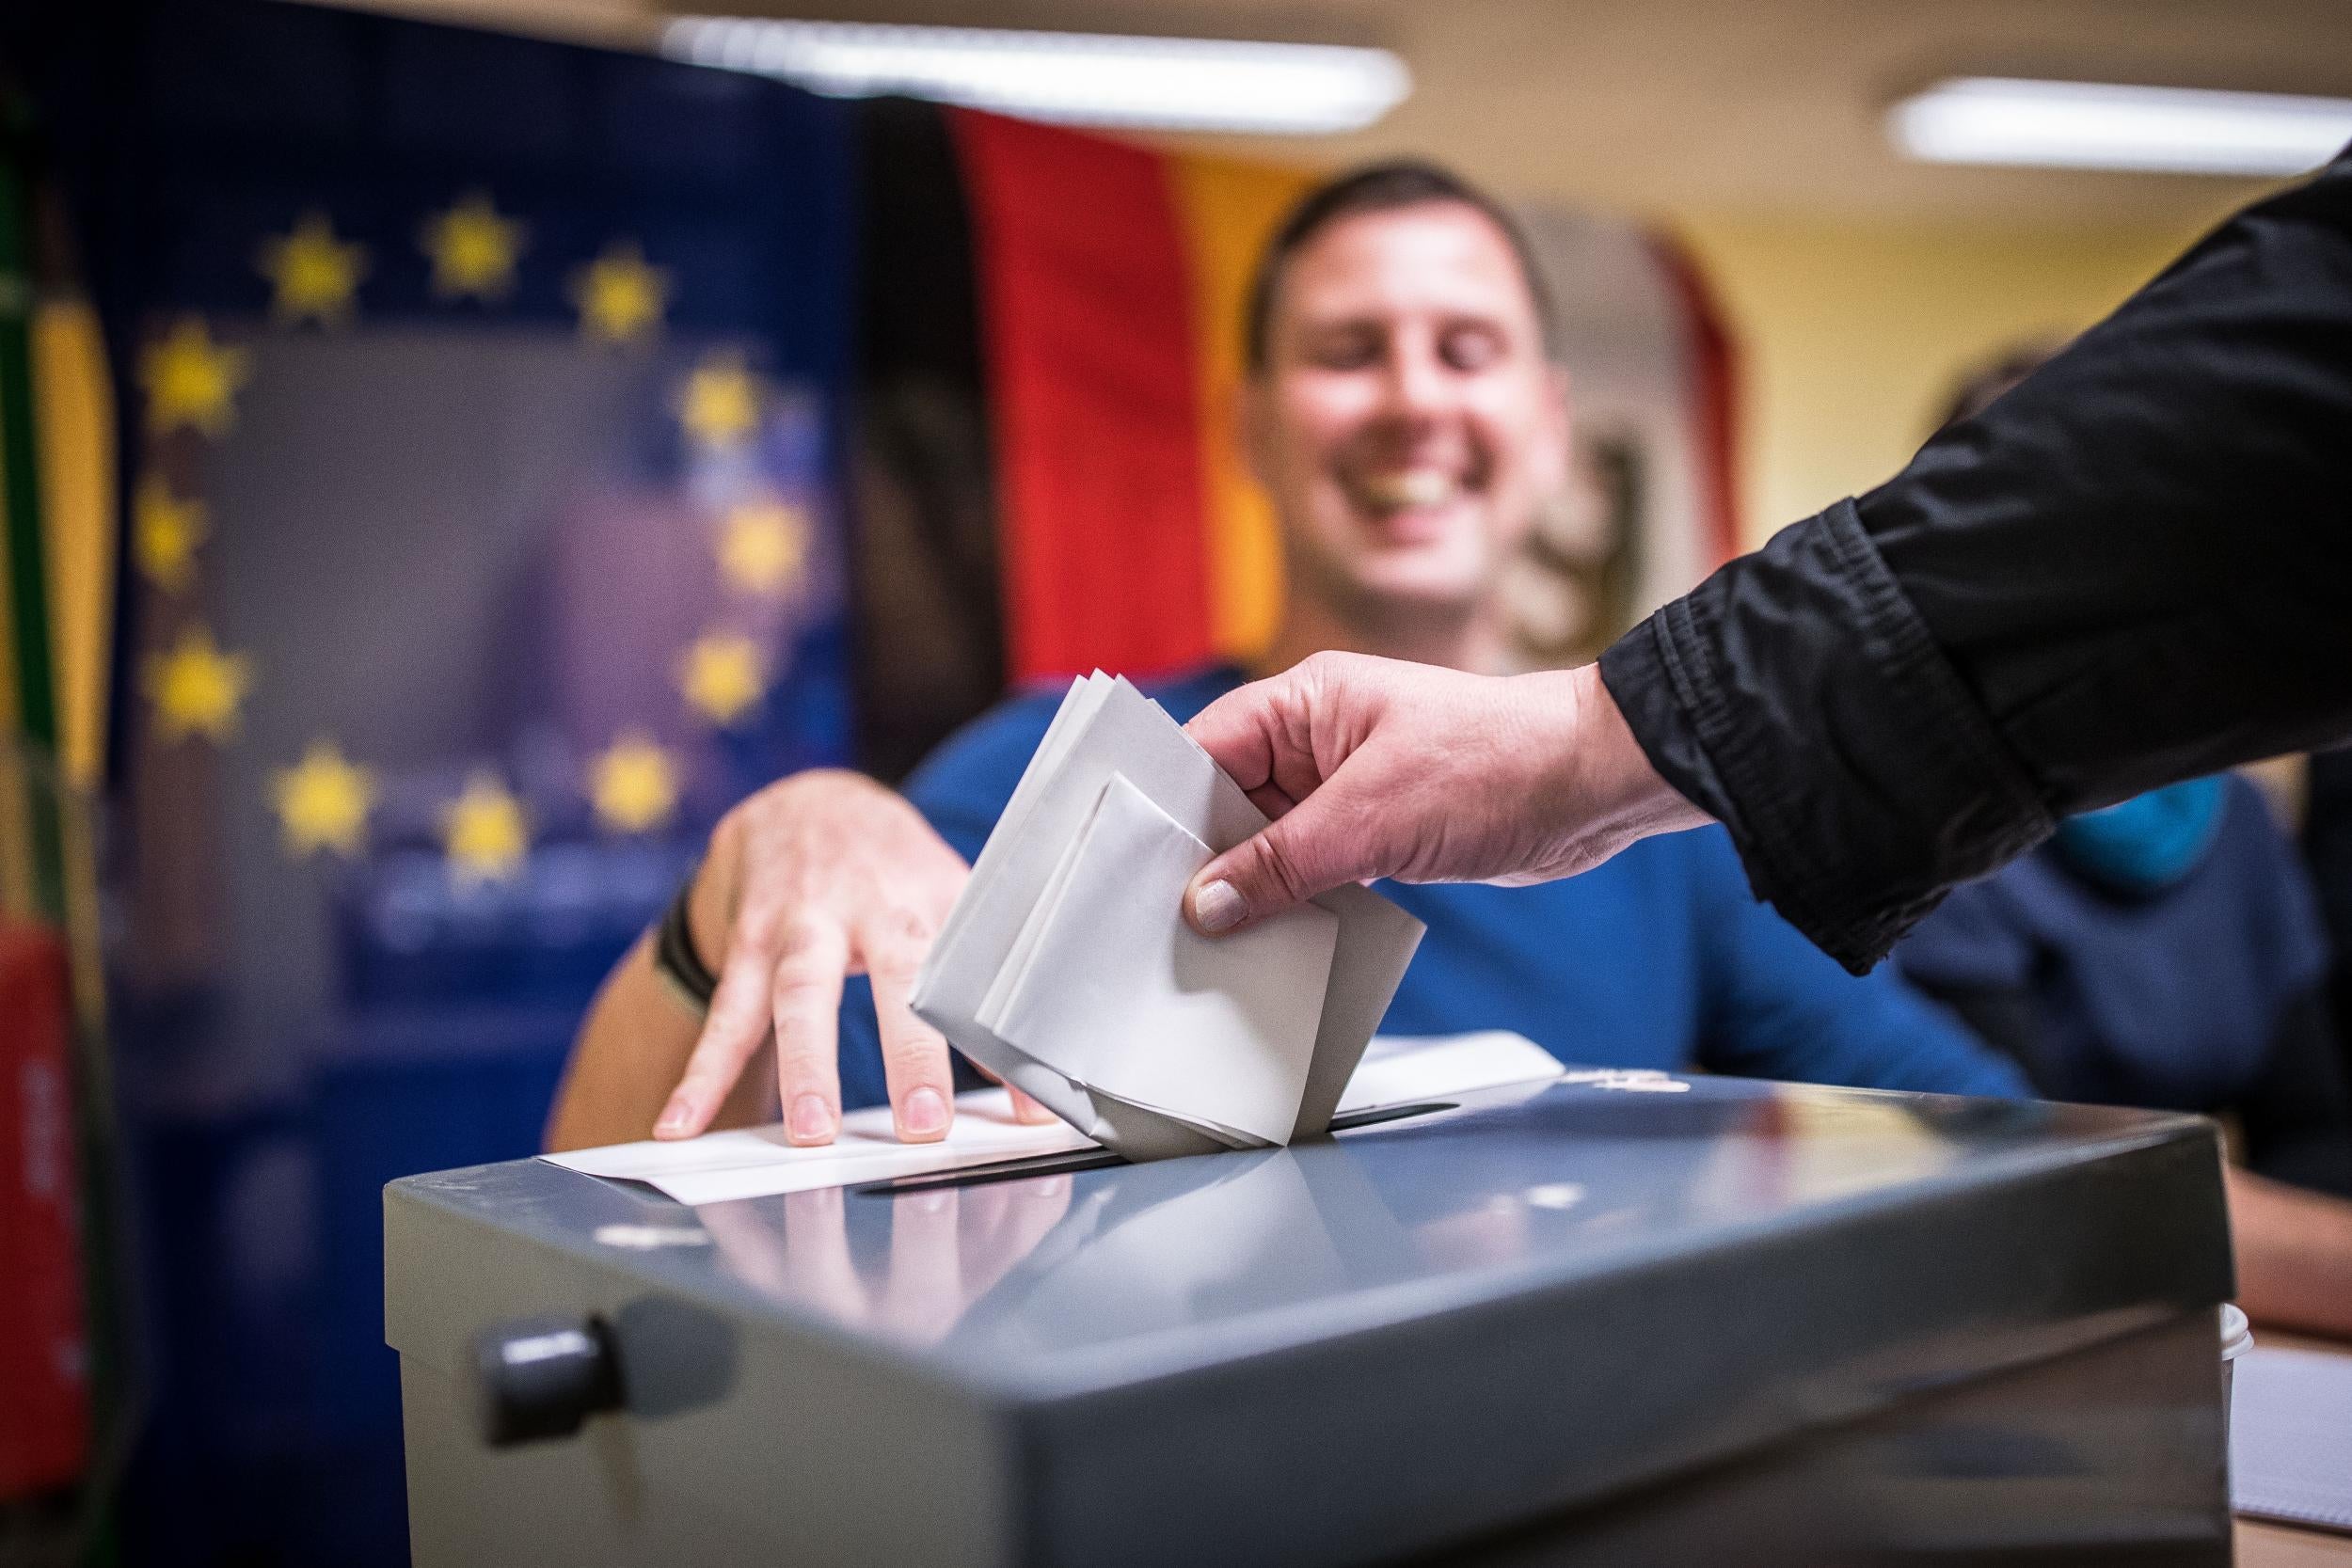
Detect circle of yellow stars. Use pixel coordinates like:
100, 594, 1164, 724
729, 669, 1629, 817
137, 201, 827, 882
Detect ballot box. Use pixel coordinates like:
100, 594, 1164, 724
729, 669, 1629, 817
386, 1073, 2234, 1566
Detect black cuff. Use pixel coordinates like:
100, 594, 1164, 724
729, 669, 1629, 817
1599, 499, 2051, 973
653, 864, 719, 1011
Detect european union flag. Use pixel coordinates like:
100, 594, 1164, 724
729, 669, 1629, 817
31, 3, 856, 1559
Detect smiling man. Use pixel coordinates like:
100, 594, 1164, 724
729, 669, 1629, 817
545, 161, 2025, 1153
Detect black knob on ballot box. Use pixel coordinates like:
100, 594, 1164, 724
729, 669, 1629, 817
470, 1313, 624, 1447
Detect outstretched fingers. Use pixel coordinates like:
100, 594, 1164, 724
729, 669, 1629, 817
768, 915, 851, 1146
659, 922, 787, 1139
861, 908, 957, 1144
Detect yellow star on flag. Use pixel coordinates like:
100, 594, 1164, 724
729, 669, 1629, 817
256, 211, 369, 327
678, 354, 761, 450
441, 772, 531, 884
589, 732, 680, 834
273, 740, 377, 858
141, 319, 250, 437
134, 476, 210, 592
145, 626, 253, 743
677, 633, 766, 727
421, 192, 527, 302
716, 497, 809, 596
570, 240, 669, 346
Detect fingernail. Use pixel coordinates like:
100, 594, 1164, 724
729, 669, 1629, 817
787, 1093, 834, 1144
655, 1100, 693, 1137
1192, 878, 1246, 933
901, 1085, 948, 1137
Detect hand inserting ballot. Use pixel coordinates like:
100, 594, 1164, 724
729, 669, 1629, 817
653, 770, 1055, 1148
1182, 653, 1711, 936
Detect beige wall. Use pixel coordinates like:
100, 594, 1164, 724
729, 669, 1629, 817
1670, 206, 2246, 550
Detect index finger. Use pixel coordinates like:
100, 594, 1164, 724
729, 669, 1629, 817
656, 925, 787, 1139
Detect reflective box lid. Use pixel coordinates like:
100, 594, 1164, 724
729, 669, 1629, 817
387, 1073, 2229, 1564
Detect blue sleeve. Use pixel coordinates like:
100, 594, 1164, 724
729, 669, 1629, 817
834, 687, 1066, 1108
1687, 832, 2032, 1098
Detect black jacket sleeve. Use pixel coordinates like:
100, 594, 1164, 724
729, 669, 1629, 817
1602, 150, 2352, 973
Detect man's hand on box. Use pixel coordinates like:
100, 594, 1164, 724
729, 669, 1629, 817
654, 769, 1055, 1146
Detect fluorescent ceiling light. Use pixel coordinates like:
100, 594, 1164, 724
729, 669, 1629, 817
660, 17, 1410, 135
1890, 77, 2352, 176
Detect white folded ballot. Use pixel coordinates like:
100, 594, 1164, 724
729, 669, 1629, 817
912, 672, 1426, 1161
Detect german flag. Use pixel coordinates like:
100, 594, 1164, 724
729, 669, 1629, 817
850, 102, 1310, 777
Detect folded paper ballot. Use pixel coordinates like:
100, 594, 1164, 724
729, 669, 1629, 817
543, 1031, 1570, 1206
911, 673, 1426, 1159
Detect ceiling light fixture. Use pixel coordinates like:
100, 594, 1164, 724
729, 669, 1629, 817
660, 17, 1411, 136
1888, 77, 2352, 176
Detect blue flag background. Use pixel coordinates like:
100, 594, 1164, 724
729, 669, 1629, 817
33, 2, 857, 1558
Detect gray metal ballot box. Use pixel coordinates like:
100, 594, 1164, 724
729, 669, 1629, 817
386, 1073, 2236, 1566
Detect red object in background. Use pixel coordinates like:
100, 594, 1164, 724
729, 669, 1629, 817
0, 923, 89, 1498
953, 109, 1216, 683
1647, 233, 1743, 567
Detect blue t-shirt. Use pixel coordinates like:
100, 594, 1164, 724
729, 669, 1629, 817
836, 666, 2027, 1109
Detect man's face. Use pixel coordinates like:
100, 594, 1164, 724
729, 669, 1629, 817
1246, 201, 1569, 624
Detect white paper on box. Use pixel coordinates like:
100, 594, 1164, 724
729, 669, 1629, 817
541, 1088, 1094, 1207
540, 1032, 1569, 1205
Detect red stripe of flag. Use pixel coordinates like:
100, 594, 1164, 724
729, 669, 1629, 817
951, 110, 1213, 682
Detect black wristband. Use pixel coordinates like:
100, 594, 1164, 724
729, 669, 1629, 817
652, 864, 719, 1012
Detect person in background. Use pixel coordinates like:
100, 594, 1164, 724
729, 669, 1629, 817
1888, 352, 2352, 1338
545, 159, 2026, 1154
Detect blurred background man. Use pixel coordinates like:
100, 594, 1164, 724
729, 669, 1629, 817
546, 160, 2027, 1153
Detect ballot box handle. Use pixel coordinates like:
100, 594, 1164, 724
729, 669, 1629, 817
471, 1313, 624, 1448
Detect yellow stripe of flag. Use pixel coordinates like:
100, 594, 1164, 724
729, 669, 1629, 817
1167, 151, 1314, 667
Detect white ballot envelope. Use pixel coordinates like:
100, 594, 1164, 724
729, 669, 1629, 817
912, 672, 1426, 1160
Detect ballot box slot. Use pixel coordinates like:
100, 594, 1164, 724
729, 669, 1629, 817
850, 1148, 1127, 1196
1327, 1099, 1454, 1133
848, 1100, 1459, 1196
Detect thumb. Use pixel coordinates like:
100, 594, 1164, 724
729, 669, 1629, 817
1185, 794, 1361, 936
